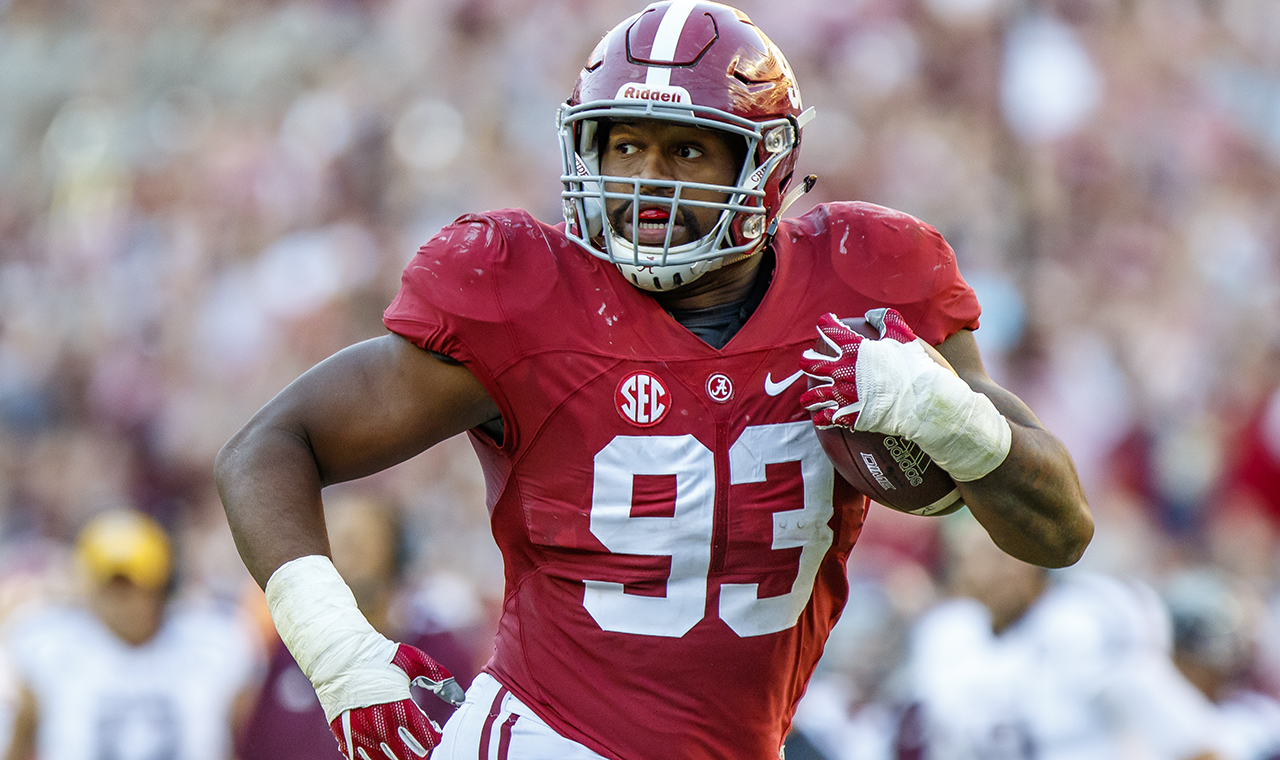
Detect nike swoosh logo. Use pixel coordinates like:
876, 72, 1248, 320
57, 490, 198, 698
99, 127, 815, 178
764, 370, 804, 396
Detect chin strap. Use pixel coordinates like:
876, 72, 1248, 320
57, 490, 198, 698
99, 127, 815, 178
780, 174, 818, 218
767, 174, 818, 237
612, 233, 767, 291
715, 238, 768, 270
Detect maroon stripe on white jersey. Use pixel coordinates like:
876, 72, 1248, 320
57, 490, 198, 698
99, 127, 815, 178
477, 686, 509, 760
496, 714, 519, 760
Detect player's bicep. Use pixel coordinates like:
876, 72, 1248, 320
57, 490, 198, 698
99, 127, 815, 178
935, 329, 1044, 430
262, 334, 498, 485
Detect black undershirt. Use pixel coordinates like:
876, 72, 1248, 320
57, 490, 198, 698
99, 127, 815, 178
666, 249, 775, 349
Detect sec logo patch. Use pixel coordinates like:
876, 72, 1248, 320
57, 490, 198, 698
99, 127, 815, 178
616, 371, 670, 427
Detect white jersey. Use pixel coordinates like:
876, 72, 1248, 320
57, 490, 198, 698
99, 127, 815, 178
5, 601, 262, 760
902, 573, 1228, 760
1216, 690, 1280, 760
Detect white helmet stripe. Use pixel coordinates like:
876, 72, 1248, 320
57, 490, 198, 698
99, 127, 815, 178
644, 0, 698, 87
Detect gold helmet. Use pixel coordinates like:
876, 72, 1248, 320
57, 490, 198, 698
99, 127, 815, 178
75, 509, 172, 590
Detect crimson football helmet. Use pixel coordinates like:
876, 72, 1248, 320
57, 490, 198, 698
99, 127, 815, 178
558, 0, 816, 291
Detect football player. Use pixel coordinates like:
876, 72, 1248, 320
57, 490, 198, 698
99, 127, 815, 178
1164, 569, 1280, 760
896, 517, 1232, 760
2, 510, 262, 760
215, 2, 1093, 759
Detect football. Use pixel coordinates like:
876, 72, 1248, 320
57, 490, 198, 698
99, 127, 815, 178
810, 318, 964, 517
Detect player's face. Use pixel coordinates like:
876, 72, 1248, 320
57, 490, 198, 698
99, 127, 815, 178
599, 120, 743, 248
89, 575, 165, 646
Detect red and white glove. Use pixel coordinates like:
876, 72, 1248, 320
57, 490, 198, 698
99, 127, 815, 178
799, 308, 1012, 483
330, 644, 464, 760
798, 309, 917, 429
266, 556, 465, 760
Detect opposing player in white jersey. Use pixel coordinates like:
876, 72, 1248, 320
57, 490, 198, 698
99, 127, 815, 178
897, 516, 1230, 760
215, 3, 1093, 759
1164, 569, 1280, 760
2, 509, 263, 760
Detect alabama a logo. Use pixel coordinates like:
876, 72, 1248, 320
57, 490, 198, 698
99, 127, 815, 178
616, 371, 670, 427
705, 373, 733, 404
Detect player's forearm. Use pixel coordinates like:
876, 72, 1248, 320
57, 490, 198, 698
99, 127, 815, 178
957, 422, 1093, 568
215, 419, 331, 589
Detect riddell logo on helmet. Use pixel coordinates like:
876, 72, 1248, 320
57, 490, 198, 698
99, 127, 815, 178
615, 83, 691, 105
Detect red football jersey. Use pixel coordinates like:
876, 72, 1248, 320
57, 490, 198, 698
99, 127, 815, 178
383, 202, 980, 760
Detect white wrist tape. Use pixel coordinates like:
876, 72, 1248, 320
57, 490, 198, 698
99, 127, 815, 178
853, 338, 1012, 482
265, 555, 407, 722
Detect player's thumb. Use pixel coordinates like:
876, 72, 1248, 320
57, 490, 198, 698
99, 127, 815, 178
392, 644, 465, 707
865, 308, 916, 343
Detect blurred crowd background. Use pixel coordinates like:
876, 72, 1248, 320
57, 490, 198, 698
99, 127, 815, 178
1, 0, 1280, 756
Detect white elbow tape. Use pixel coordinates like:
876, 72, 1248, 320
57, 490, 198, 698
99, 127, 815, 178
854, 338, 1012, 482
265, 555, 405, 722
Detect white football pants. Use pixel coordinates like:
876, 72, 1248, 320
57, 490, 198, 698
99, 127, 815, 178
434, 673, 608, 760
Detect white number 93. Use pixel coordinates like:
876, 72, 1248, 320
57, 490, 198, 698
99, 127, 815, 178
585, 421, 835, 638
